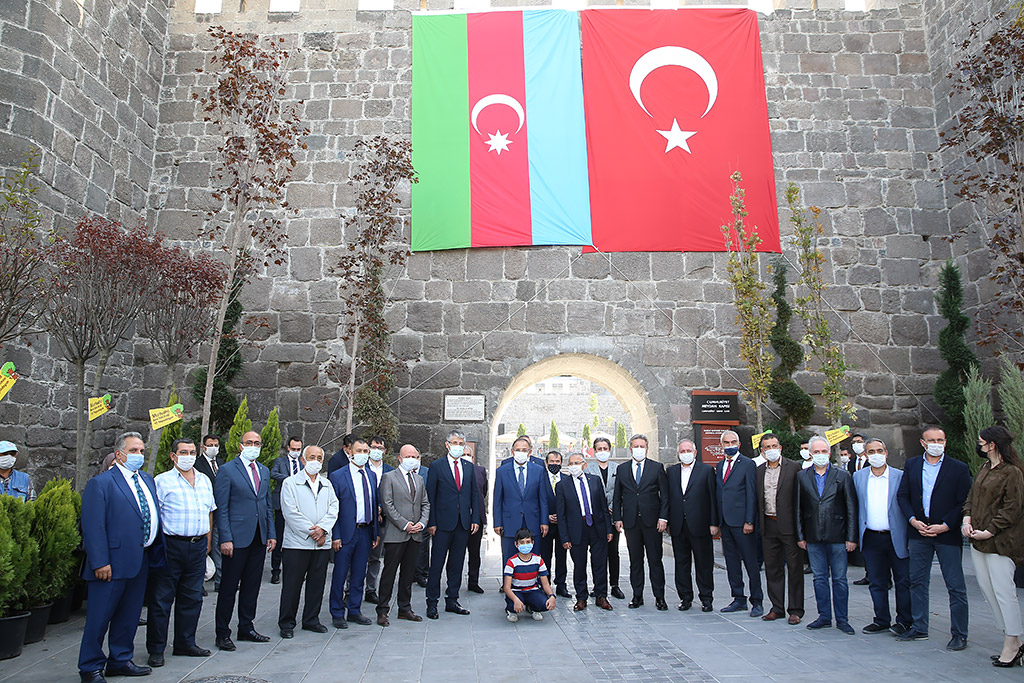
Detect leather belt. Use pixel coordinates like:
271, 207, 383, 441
167, 534, 206, 543
765, 515, 778, 520
865, 529, 891, 534
356, 523, 371, 528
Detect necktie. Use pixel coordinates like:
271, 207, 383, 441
250, 462, 261, 492
133, 473, 152, 542
359, 468, 372, 522
635, 462, 641, 483
407, 472, 417, 498
518, 466, 526, 495
453, 461, 461, 490
580, 478, 593, 527
290, 457, 298, 475
551, 475, 557, 492
723, 458, 733, 483
211, 458, 218, 474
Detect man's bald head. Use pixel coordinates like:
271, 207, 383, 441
399, 444, 419, 459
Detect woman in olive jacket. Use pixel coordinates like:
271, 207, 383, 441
963, 425, 1024, 667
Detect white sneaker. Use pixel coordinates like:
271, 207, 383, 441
506, 611, 518, 623
532, 611, 543, 621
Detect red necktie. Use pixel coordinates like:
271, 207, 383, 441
723, 458, 733, 483
250, 462, 261, 492
454, 461, 461, 490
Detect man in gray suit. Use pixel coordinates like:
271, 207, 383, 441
376, 444, 430, 626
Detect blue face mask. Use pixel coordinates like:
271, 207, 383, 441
724, 446, 740, 457
123, 453, 145, 472
517, 543, 533, 555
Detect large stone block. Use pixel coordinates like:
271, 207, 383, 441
452, 280, 490, 303
483, 332, 529, 360
643, 339, 696, 368
464, 302, 510, 332
526, 302, 566, 334
410, 362, 460, 390
406, 302, 443, 333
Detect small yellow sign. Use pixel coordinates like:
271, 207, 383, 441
149, 403, 185, 431
0, 362, 19, 401
751, 429, 773, 450
825, 425, 851, 447
88, 394, 112, 422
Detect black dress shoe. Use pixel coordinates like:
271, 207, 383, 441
720, 599, 746, 613
364, 590, 379, 604
332, 618, 349, 629
105, 661, 152, 677
611, 586, 626, 600
426, 606, 439, 620
147, 653, 164, 668
80, 671, 106, 683
556, 586, 572, 599
237, 630, 270, 643
348, 613, 373, 625
138, 617, 147, 626
628, 597, 644, 608
678, 601, 692, 611
655, 599, 668, 611
202, 587, 208, 597
302, 623, 328, 633
701, 601, 713, 612
417, 578, 428, 588
280, 629, 294, 639
467, 584, 485, 594
853, 576, 869, 586
270, 570, 281, 585
172, 646, 211, 657
216, 637, 236, 651
947, 635, 967, 651
445, 604, 471, 615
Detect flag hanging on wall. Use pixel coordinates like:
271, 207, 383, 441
411, 10, 592, 251
410, 8, 779, 253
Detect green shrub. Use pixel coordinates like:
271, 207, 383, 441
225, 396, 252, 461
0, 495, 38, 612
259, 406, 281, 470
29, 479, 80, 604
155, 391, 183, 474
0, 503, 15, 617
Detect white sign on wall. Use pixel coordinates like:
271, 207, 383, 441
444, 394, 485, 422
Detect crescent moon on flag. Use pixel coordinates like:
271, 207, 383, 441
629, 46, 718, 119
471, 94, 525, 135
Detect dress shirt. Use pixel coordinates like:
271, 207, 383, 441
574, 475, 591, 516
764, 462, 781, 516
243, 458, 260, 492
855, 455, 868, 471
286, 454, 301, 476
814, 465, 829, 498
921, 455, 943, 518
801, 460, 813, 470
448, 455, 462, 485
204, 455, 218, 474
349, 463, 371, 524
865, 466, 890, 531
155, 468, 216, 536
634, 460, 644, 482
721, 457, 735, 481
515, 464, 528, 490
369, 461, 384, 484
679, 464, 694, 495
115, 463, 159, 547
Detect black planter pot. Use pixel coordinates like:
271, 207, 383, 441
24, 603, 51, 644
0, 611, 30, 660
49, 593, 73, 624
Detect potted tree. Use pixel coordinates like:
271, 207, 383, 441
0, 496, 36, 659
26, 479, 80, 638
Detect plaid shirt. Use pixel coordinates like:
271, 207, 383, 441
155, 468, 216, 537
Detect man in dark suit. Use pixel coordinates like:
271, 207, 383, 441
895, 425, 972, 650
327, 433, 357, 475
756, 433, 804, 624
613, 434, 669, 611
196, 434, 225, 591
425, 429, 480, 619
557, 453, 614, 611
539, 450, 572, 598
328, 438, 379, 628
666, 438, 718, 613
465, 453, 488, 593
269, 435, 304, 584
845, 434, 869, 585
796, 436, 858, 634
78, 432, 165, 682
593, 437, 625, 600
414, 463, 431, 588
493, 435, 549, 565
715, 429, 763, 617
213, 431, 276, 651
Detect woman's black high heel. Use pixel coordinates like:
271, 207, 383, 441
992, 644, 1024, 667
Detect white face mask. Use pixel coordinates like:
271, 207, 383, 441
513, 450, 530, 465
631, 447, 646, 462
852, 442, 865, 455
175, 455, 197, 471
448, 444, 464, 458
567, 464, 584, 478
304, 459, 322, 476
369, 449, 384, 462
678, 451, 696, 465
240, 446, 261, 462
204, 446, 219, 458
925, 443, 945, 457
840, 455, 850, 465
799, 449, 811, 460
811, 452, 831, 468
764, 449, 782, 462
288, 450, 301, 459
400, 457, 420, 472
0, 455, 16, 469
595, 450, 610, 462
867, 453, 886, 469
352, 451, 370, 467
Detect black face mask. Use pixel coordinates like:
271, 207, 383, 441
547, 464, 561, 475
977, 444, 987, 457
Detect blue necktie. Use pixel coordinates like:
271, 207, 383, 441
133, 473, 151, 542
518, 466, 526, 496
359, 468, 372, 523
580, 478, 592, 527
635, 462, 641, 483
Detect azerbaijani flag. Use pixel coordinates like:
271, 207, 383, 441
411, 10, 592, 251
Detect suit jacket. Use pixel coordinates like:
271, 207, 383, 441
329, 464, 380, 544
214, 457, 275, 547
542, 470, 569, 525
795, 465, 858, 544
493, 461, 549, 538
81, 467, 165, 580
270, 454, 303, 509
194, 455, 224, 484
472, 463, 488, 515
596, 463, 617, 514
715, 455, 757, 528
755, 458, 800, 535
853, 466, 909, 558
612, 459, 669, 528
327, 448, 349, 475
555, 473, 613, 544
280, 472, 339, 550
896, 455, 972, 545
426, 456, 479, 531
379, 467, 430, 544
666, 461, 719, 538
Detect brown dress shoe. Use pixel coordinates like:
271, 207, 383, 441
574, 600, 587, 611
788, 614, 802, 625
397, 610, 423, 622
377, 612, 390, 627
595, 597, 613, 611
762, 611, 782, 621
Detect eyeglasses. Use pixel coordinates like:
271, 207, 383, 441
242, 440, 262, 447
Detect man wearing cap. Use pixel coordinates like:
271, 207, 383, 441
0, 440, 34, 501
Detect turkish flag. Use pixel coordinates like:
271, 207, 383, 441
581, 9, 779, 253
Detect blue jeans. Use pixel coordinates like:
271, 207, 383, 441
908, 537, 968, 637
505, 589, 549, 613
806, 542, 849, 624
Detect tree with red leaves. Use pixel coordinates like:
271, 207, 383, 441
193, 26, 308, 438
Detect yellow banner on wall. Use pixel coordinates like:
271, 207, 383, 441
88, 394, 112, 422
150, 403, 184, 431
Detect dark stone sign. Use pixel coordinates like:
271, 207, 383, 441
690, 390, 739, 423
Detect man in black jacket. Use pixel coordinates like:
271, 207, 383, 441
613, 434, 669, 610
796, 436, 858, 635
756, 434, 804, 624
556, 453, 614, 612
666, 438, 718, 612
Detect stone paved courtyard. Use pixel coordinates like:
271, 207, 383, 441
2, 539, 1020, 683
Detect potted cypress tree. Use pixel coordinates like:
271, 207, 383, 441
0, 496, 35, 659
26, 479, 81, 638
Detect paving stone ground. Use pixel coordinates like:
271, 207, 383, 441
3, 538, 1019, 683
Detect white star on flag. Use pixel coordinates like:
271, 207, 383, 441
657, 119, 697, 154
485, 130, 512, 155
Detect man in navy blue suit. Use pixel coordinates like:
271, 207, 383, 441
493, 435, 549, 564
715, 430, 764, 617
539, 450, 572, 598
557, 453, 614, 612
363, 436, 393, 605
425, 429, 480, 619
328, 438, 379, 628
465, 451, 489, 593
78, 431, 165, 683
213, 431, 276, 651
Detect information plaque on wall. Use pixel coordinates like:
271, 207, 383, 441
444, 394, 485, 422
